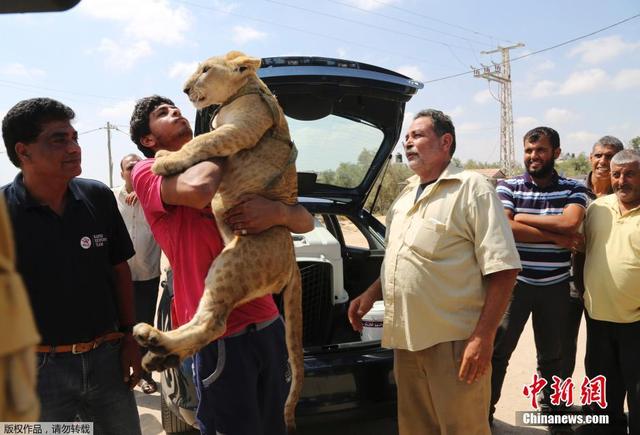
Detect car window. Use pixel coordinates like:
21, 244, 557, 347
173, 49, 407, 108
287, 115, 384, 189
337, 216, 369, 249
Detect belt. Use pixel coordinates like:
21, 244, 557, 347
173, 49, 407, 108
36, 332, 125, 354
227, 316, 280, 338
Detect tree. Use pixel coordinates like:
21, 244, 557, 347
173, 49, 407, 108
366, 162, 413, 214
317, 148, 375, 188
463, 159, 502, 170
631, 136, 640, 151
556, 153, 590, 178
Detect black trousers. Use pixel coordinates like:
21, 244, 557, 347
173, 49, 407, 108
584, 315, 640, 435
490, 281, 570, 415
560, 295, 584, 379
134, 276, 160, 381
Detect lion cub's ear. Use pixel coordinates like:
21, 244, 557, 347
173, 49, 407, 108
228, 53, 262, 73
225, 51, 247, 61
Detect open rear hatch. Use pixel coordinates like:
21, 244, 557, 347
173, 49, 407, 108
196, 56, 423, 210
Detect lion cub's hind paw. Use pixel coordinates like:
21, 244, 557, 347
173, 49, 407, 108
142, 351, 181, 372
133, 323, 169, 354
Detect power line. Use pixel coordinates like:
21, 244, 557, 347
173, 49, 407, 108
264, 0, 476, 51
173, 0, 449, 66
112, 126, 131, 137
510, 13, 640, 63
78, 127, 104, 136
0, 79, 124, 101
323, 0, 493, 47
367, 0, 513, 43
423, 12, 640, 84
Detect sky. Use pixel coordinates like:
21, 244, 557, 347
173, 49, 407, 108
0, 0, 639, 186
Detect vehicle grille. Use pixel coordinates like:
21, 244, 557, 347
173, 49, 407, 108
275, 261, 333, 346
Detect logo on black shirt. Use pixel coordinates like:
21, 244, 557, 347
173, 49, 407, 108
93, 233, 107, 247
80, 236, 92, 249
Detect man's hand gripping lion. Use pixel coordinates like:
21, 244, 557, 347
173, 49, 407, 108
132, 51, 303, 432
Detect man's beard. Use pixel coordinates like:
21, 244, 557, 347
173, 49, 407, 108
526, 158, 555, 178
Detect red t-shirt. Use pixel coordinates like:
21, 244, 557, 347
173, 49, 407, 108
132, 159, 278, 337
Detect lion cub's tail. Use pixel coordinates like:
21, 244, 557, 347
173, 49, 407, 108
282, 266, 303, 434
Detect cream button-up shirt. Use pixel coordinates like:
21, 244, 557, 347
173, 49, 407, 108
381, 164, 521, 351
0, 195, 40, 421
584, 194, 640, 323
113, 185, 161, 282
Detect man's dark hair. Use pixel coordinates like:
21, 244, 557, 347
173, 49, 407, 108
523, 126, 560, 149
414, 109, 457, 156
593, 135, 624, 153
2, 98, 75, 167
129, 95, 175, 158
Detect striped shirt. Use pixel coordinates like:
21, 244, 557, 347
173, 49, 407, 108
496, 171, 589, 286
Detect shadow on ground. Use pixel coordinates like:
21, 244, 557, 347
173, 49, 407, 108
492, 418, 548, 434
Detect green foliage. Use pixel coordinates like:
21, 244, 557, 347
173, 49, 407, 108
318, 148, 562, 214
365, 162, 413, 214
317, 148, 376, 188
462, 159, 502, 169
556, 153, 590, 178
631, 136, 640, 151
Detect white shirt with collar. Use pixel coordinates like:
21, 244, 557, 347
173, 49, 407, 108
113, 185, 161, 282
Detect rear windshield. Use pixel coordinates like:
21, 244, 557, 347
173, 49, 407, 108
288, 114, 384, 189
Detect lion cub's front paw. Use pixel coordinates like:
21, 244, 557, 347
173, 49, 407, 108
151, 153, 174, 176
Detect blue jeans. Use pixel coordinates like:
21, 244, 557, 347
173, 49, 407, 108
193, 317, 290, 435
36, 340, 141, 435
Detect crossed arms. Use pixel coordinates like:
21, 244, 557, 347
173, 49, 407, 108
506, 204, 585, 250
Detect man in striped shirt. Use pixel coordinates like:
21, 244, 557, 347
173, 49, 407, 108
490, 127, 590, 429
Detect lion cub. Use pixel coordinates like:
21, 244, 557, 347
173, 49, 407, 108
132, 51, 303, 432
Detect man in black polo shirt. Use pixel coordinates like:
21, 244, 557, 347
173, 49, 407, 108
2, 98, 142, 435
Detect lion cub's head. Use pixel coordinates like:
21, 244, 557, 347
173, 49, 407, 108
183, 51, 262, 110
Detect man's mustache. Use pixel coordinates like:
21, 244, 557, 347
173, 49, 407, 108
615, 184, 631, 191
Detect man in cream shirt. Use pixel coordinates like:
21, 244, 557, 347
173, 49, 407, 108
113, 153, 161, 394
578, 149, 640, 435
348, 109, 520, 435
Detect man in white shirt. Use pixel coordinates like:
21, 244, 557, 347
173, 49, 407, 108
113, 153, 161, 394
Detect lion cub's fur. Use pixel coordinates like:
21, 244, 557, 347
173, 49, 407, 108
133, 51, 303, 432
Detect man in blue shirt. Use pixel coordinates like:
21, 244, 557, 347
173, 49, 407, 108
490, 127, 589, 431
2, 98, 142, 435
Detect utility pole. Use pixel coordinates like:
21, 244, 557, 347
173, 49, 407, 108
473, 43, 524, 176
105, 122, 115, 188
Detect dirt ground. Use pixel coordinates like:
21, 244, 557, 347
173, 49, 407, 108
135, 319, 589, 434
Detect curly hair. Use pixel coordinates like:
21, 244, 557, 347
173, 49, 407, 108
129, 95, 175, 158
2, 98, 75, 167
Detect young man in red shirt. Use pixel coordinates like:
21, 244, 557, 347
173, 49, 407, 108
129, 95, 313, 435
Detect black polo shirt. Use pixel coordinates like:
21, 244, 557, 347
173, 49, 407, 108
2, 174, 134, 345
